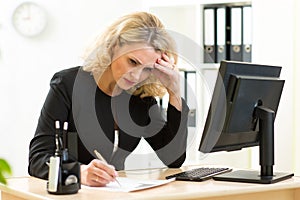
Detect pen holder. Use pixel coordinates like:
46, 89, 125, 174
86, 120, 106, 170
47, 150, 81, 195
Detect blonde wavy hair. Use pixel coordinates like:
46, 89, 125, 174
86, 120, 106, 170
82, 11, 178, 98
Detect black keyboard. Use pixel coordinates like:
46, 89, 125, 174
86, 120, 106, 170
165, 167, 232, 182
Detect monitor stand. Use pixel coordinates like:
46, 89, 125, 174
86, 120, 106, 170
213, 106, 294, 184
213, 170, 293, 184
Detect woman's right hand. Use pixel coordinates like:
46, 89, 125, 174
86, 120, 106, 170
80, 159, 119, 186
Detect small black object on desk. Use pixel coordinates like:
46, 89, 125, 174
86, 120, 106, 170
47, 121, 81, 195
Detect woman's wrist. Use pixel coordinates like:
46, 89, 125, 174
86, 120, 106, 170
169, 94, 182, 111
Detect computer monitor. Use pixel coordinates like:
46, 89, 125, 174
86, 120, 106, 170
199, 60, 294, 184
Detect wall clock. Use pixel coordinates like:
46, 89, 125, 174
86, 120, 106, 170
12, 2, 47, 37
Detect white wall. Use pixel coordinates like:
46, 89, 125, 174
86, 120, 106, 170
294, 0, 300, 176
251, 0, 297, 173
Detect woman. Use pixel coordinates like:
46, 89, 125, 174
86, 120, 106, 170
28, 11, 189, 187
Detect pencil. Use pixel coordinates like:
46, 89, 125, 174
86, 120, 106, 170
93, 149, 121, 187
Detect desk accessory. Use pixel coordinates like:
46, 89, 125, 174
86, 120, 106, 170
47, 121, 81, 194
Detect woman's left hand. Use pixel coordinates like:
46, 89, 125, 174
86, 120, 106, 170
153, 54, 182, 111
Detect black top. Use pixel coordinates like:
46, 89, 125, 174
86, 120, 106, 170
28, 66, 189, 180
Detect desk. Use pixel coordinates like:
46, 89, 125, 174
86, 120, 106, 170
1, 166, 300, 200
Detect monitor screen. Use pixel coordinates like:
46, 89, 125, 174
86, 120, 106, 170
198, 60, 293, 184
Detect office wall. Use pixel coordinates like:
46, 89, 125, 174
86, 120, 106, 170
294, 0, 300, 176
251, 0, 297, 173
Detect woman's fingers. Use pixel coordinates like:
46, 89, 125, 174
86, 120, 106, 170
153, 62, 173, 74
161, 53, 175, 64
156, 57, 176, 71
80, 159, 118, 187
92, 159, 117, 181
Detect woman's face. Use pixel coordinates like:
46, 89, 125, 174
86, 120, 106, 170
111, 43, 161, 91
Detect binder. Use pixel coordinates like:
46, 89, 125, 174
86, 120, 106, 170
204, 8, 215, 63
230, 7, 242, 61
185, 71, 196, 127
159, 95, 168, 121
179, 70, 185, 101
242, 6, 252, 62
216, 7, 226, 63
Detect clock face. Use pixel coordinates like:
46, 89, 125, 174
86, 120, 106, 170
12, 2, 47, 37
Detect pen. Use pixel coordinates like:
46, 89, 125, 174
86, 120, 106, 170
55, 121, 62, 156
62, 122, 68, 149
93, 149, 122, 187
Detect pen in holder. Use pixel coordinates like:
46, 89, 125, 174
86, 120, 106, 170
47, 121, 81, 195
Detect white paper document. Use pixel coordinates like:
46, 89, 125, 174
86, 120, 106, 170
83, 177, 175, 192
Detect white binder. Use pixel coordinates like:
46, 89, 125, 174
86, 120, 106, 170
242, 6, 252, 62
204, 8, 215, 63
216, 7, 226, 63
230, 7, 242, 61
